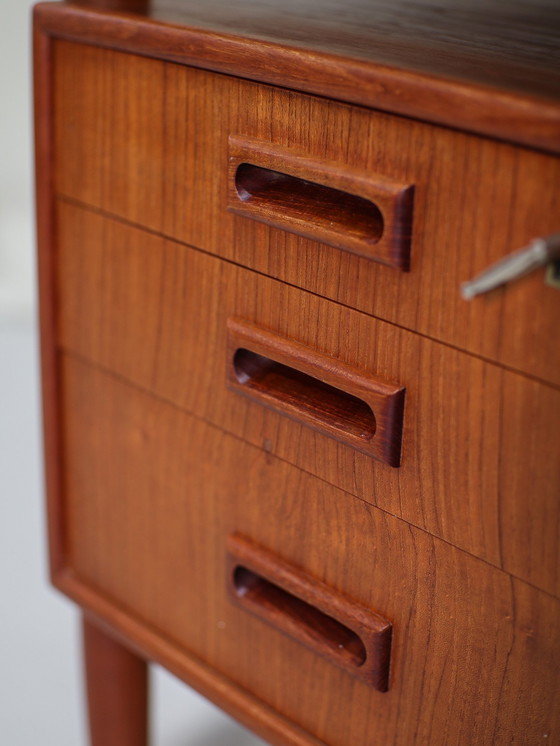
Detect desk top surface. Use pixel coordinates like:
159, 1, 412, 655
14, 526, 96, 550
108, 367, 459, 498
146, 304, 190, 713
36, 0, 560, 152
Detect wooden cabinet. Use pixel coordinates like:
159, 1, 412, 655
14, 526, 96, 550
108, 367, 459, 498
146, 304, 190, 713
34, 2, 560, 745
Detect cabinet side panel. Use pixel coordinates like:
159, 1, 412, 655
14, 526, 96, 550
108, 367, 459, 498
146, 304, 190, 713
34, 18, 67, 577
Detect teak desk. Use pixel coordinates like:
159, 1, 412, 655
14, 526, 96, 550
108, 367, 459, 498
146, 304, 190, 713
34, 1, 560, 744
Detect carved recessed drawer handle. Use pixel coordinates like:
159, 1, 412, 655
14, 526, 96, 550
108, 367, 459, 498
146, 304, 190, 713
227, 534, 393, 691
228, 135, 414, 270
226, 318, 406, 467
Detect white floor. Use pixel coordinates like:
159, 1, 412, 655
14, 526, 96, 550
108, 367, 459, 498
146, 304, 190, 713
0, 317, 267, 746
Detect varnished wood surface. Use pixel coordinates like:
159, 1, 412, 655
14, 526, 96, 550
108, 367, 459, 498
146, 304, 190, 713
227, 136, 413, 270
63, 0, 560, 90
83, 615, 148, 746
71, 575, 325, 746
60, 356, 560, 746
226, 534, 393, 691
36, 11, 560, 744
55, 202, 560, 598
36, 2, 560, 152
52, 42, 560, 385
34, 23, 68, 578
226, 318, 405, 467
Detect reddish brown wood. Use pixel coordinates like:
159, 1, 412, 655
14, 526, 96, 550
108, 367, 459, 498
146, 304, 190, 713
51, 43, 560, 385
83, 614, 148, 746
35, 4, 560, 745
232, 348, 377, 445
227, 318, 405, 467
33, 24, 67, 577
54, 203, 560, 597
57, 571, 333, 746
34, 2, 560, 153
228, 136, 413, 269
57, 357, 560, 746
227, 534, 392, 691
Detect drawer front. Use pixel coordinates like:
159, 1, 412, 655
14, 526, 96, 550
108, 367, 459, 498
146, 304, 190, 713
55, 202, 560, 597
60, 356, 560, 746
53, 40, 560, 384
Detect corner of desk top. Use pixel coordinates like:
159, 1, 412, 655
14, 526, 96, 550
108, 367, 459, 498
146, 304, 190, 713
32, 1, 560, 156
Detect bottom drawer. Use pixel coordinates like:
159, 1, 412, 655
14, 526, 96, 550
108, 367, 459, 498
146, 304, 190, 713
60, 354, 560, 746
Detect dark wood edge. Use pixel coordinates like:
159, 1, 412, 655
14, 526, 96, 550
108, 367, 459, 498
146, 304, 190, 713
226, 317, 405, 466
226, 533, 393, 691
227, 135, 413, 270
228, 134, 412, 200
52, 568, 328, 746
34, 20, 67, 578
34, 2, 560, 154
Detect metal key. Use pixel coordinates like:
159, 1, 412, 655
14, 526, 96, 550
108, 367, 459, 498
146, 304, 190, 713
461, 233, 560, 300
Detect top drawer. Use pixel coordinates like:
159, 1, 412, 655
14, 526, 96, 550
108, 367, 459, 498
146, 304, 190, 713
53, 41, 560, 384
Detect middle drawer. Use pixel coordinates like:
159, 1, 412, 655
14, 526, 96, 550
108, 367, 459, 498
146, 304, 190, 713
55, 200, 560, 596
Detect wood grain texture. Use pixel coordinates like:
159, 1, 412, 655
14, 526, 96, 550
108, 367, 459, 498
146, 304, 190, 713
83, 614, 148, 746
64, 576, 325, 746
55, 202, 560, 598
36, 1, 560, 152
227, 318, 405, 467
226, 534, 393, 691
228, 136, 413, 269
37, 10, 560, 744
59, 356, 560, 746
52, 42, 560, 385
33, 25, 67, 577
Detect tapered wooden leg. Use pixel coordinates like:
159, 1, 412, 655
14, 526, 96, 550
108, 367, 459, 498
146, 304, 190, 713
83, 615, 149, 746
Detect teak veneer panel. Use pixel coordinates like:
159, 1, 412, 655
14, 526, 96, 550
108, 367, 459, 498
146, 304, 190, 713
55, 202, 560, 597
52, 41, 560, 385
60, 356, 560, 746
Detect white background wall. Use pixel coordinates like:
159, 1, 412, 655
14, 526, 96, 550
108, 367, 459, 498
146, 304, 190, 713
0, 2, 265, 743
0, 0, 36, 323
